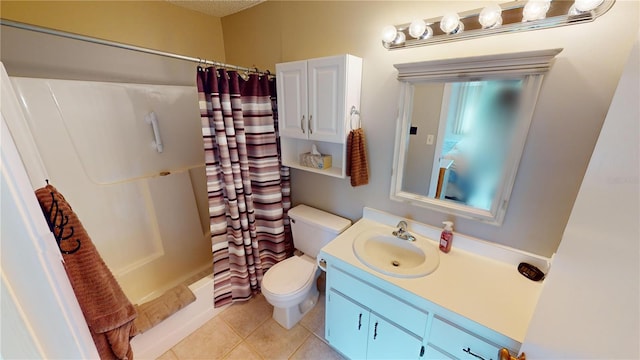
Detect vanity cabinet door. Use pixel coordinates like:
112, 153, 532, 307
367, 314, 425, 360
326, 290, 370, 359
276, 60, 308, 140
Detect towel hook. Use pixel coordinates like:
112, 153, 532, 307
350, 106, 362, 130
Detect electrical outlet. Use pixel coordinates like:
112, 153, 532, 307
426, 134, 434, 145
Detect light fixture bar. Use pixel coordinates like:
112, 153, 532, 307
383, 0, 615, 50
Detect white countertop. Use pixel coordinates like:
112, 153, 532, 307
319, 208, 549, 343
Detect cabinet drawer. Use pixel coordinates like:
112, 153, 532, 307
328, 266, 428, 337
428, 317, 503, 360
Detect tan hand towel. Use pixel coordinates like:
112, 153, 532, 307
35, 185, 137, 360
346, 128, 369, 186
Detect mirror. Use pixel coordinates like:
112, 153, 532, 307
391, 49, 561, 225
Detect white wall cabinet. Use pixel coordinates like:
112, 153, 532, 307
325, 257, 520, 360
276, 54, 362, 178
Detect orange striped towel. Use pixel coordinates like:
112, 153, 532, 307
346, 128, 369, 186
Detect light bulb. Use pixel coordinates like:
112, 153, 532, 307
522, 0, 551, 22
440, 12, 464, 34
393, 31, 406, 45
381, 25, 398, 43
479, 4, 503, 29
422, 26, 434, 40
409, 19, 427, 39
574, 0, 605, 12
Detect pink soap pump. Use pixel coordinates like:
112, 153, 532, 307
439, 221, 454, 253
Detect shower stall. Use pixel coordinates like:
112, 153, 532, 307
8, 76, 213, 304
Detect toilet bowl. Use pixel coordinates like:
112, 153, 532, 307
261, 255, 319, 329
260, 204, 351, 329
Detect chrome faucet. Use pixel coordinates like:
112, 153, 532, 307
392, 221, 416, 242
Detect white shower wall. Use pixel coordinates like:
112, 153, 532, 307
9, 77, 212, 303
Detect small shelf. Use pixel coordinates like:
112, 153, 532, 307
284, 161, 345, 178
280, 137, 346, 179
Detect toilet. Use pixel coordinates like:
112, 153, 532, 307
261, 204, 351, 329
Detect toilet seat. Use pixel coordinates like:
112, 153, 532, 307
262, 256, 316, 296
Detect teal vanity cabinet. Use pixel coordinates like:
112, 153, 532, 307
324, 255, 520, 360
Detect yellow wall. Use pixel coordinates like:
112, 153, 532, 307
1, 0, 225, 62
221, 1, 639, 256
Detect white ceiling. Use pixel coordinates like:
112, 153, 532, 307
167, 0, 265, 18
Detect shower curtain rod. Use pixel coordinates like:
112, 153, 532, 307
0, 19, 275, 78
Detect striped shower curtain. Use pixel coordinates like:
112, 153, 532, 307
197, 67, 292, 307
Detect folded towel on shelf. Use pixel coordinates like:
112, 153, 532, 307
133, 284, 196, 334
346, 128, 369, 187
35, 184, 137, 360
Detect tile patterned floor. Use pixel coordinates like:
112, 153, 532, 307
157, 293, 344, 360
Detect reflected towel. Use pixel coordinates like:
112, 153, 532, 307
346, 128, 369, 186
35, 185, 137, 360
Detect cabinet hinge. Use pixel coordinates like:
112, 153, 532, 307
420, 345, 425, 357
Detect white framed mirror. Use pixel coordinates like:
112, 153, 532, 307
391, 49, 562, 225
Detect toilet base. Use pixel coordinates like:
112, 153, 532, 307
272, 286, 319, 329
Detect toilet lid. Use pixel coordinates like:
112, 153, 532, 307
262, 256, 316, 295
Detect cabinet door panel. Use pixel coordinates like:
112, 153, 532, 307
367, 315, 424, 360
326, 290, 369, 359
276, 61, 308, 139
308, 57, 345, 143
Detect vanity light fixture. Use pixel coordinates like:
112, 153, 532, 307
440, 12, 464, 35
381, 0, 614, 50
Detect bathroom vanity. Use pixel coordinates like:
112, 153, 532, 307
319, 208, 549, 360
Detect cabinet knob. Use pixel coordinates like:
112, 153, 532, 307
498, 348, 526, 360
308, 115, 313, 134
301, 115, 306, 133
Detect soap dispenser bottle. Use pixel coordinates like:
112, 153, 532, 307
439, 221, 454, 253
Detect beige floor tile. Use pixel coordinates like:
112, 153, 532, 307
220, 293, 273, 338
245, 318, 311, 360
290, 336, 344, 360
223, 343, 262, 360
300, 293, 326, 340
172, 316, 241, 359
156, 349, 179, 360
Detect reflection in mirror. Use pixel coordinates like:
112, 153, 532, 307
402, 79, 523, 211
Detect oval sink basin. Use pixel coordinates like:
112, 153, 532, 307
352, 228, 439, 278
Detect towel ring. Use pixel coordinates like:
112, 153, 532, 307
350, 106, 362, 130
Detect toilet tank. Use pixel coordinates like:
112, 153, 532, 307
288, 205, 351, 258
